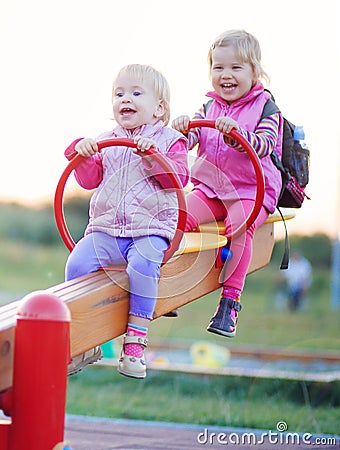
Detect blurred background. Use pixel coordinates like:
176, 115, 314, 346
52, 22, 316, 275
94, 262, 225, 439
0, 0, 339, 437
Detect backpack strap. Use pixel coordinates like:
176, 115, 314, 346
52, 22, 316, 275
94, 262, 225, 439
203, 99, 213, 116
260, 98, 280, 121
276, 207, 289, 270
260, 95, 290, 270
270, 149, 289, 179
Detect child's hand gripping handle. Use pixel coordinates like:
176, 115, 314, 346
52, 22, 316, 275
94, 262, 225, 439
54, 138, 187, 264
187, 120, 265, 239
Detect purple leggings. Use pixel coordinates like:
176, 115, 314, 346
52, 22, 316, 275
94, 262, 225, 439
65, 232, 168, 320
185, 189, 269, 295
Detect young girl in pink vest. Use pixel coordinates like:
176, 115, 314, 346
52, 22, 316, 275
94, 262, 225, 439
65, 64, 189, 378
172, 30, 283, 338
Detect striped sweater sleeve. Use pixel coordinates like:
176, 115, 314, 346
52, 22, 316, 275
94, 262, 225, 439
187, 104, 207, 150
226, 113, 280, 158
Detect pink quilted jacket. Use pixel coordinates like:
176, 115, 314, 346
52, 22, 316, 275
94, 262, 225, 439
64, 122, 189, 241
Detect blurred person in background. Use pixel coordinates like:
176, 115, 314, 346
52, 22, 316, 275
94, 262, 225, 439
283, 251, 312, 311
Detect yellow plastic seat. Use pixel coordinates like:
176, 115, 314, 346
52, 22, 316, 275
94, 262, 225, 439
173, 232, 227, 256
197, 208, 296, 234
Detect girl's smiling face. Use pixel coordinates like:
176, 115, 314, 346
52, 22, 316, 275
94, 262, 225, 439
211, 45, 256, 104
112, 73, 165, 130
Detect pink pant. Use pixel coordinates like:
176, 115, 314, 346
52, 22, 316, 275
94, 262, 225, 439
185, 189, 269, 296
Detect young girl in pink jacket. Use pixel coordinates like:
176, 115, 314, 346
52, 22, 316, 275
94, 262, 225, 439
65, 64, 189, 379
172, 30, 283, 338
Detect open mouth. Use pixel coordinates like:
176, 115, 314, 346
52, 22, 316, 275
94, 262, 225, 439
120, 107, 136, 115
221, 83, 237, 90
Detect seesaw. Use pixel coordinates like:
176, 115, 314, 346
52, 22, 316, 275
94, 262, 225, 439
0, 121, 295, 392
0, 121, 294, 448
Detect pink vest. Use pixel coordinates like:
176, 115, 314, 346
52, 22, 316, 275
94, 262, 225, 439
191, 83, 283, 213
86, 123, 187, 241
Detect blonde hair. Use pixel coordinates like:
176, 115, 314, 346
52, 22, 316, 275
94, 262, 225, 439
207, 30, 270, 85
113, 64, 171, 125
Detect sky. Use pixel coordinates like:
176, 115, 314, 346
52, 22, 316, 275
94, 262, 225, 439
1, 0, 339, 239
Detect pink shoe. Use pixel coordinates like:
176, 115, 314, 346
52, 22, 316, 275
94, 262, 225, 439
118, 335, 148, 379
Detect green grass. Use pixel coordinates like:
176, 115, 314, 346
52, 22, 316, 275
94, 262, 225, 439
67, 366, 340, 435
1, 239, 339, 435
65, 252, 339, 436
149, 265, 340, 351
0, 239, 67, 301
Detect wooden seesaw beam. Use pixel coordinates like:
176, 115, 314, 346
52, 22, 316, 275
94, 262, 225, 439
0, 210, 294, 393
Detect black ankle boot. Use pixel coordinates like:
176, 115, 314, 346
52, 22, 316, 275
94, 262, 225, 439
207, 298, 242, 337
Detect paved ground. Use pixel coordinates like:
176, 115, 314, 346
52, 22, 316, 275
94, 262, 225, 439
64, 415, 340, 450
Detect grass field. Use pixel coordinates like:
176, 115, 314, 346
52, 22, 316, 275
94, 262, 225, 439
0, 240, 67, 297
1, 239, 339, 435
67, 366, 340, 435
148, 265, 339, 351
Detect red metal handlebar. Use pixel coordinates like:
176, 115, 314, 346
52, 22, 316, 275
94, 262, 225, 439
187, 120, 265, 239
54, 121, 264, 263
54, 138, 187, 264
